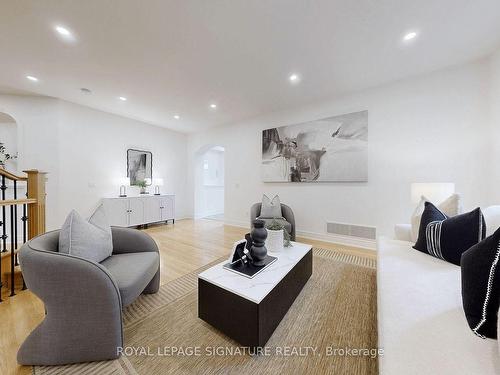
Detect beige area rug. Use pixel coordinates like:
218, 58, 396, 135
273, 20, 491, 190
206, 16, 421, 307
34, 248, 377, 375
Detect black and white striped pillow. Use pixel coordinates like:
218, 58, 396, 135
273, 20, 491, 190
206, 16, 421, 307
461, 227, 500, 339
413, 202, 486, 266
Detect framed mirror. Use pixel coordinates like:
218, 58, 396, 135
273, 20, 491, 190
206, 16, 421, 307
127, 149, 152, 185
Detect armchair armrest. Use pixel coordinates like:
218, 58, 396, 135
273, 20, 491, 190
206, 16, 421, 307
111, 227, 159, 255
18, 244, 123, 365
281, 203, 296, 241
250, 203, 262, 225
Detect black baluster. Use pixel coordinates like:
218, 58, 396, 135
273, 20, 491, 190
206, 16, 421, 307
21, 203, 27, 290
0, 208, 2, 302
22, 203, 27, 244
14, 180, 18, 266
10, 204, 15, 297
1, 175, 6, 253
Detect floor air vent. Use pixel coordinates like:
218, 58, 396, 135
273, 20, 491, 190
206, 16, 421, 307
326, 222, 377, 240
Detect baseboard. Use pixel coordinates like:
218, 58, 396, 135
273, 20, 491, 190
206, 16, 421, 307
295, 229, 376, 251
221, 218, 376, 251
175, 215, 193, 221
222, 218, 248, 228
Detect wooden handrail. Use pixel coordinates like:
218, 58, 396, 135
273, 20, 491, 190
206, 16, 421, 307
0, 168, 28, 181
0, 199, 36, 207
0, 199, 37, 207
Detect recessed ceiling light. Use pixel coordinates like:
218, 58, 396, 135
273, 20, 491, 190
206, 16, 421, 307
26, 75, 38, 82
54, 25, 76, 42
80, 88, 92, 94
55, 26, 71, 36
289, 73, 301, 84
119, 96, 127, 101
403, 31, 418, 41
210, 103, 217, 109
173, 115, 180, 120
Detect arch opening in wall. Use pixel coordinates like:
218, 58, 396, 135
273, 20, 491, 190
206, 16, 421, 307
194, 145, 225, 220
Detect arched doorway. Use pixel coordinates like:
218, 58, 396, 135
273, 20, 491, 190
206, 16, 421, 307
0, 112, 19, 172
194, 145, 225, 220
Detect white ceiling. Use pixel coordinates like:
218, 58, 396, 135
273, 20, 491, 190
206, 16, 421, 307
1, 0, 499, 133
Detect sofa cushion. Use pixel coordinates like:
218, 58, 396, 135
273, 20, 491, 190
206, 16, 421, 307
101, 252, 159, 306
257, 217, 292, 235
410, 194, 462, 242
260, 194, 282, 218
378, 237, 500, 375
413, 203, 485, 266
59, 206, 113, 263
461, 227, 500, 339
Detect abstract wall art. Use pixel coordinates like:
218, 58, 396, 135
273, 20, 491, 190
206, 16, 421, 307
261, 111, 368, 182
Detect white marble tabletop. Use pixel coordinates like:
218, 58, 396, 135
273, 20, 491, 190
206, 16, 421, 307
198, 241, 312, 304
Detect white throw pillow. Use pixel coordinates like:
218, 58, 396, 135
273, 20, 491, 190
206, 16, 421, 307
260, 194, 282, 218
59, 205, 113, 263
410, 194, 462, 242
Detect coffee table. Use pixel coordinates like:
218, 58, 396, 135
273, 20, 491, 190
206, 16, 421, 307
198, 242, 312, 348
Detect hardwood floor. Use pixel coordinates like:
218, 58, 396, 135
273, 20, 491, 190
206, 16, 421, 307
0, 219, 374, 375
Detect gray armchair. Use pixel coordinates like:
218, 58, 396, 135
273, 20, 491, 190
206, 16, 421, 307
250, 203, 296, 241
17, 227, 160, 366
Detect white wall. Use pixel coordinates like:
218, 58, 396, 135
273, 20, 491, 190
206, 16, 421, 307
203, 149, 225, 187
0, 118, 18, 171
0, 95, 189, 230
0, 95, 62, 229
488, 49, 500, 204
194, 147, 224, 218
57, 101, 189, 225
188, 59, 492, 242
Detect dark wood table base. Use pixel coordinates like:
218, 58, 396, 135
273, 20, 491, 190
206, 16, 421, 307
198, 249, 313, 348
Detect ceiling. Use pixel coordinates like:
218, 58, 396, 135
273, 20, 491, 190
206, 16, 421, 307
1, 0, 499, 133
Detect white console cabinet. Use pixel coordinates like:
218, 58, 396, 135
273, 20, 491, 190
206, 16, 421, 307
102, 194, 175, 227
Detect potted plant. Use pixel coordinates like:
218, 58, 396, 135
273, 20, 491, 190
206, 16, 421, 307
264, 219, 292, 252
0, 142, 17, 169
135, 180, 148, 194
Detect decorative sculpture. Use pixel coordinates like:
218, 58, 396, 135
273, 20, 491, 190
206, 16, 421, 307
250, 219, 268, 266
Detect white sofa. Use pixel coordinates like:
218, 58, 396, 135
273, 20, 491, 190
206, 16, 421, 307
378, 215, 500, 374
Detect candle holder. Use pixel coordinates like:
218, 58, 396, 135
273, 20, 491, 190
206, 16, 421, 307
118, 177, 129, 197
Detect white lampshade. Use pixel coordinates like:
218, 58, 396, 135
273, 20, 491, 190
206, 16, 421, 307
118, 177, 129, 186
153, 178, 164, 186
411, 183, 455, 205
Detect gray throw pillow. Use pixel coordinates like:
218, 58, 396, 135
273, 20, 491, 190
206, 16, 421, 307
260, 194, 282, 218
59, 206, 113, 263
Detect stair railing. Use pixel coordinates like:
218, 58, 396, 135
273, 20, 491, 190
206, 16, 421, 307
0, 169, 46, 301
